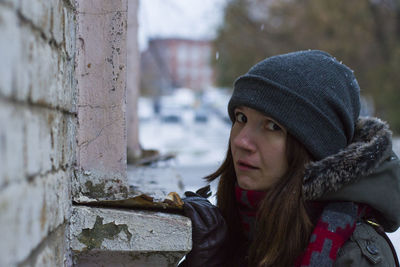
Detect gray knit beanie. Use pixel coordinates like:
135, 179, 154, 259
228, 50, 361, 160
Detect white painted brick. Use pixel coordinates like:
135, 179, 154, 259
16, 26, 48, 104
19, 0, 73, 45
18, 1, 76, 110
13, 25, 33, 102
0, 170, 71, 267
19, 224, 69, 267
58, 54, 76, 112
0, 100, 76, 185
59, 7, 76, 113
0, 100, 25, 187
0, 4, 75, 108
0, 7, 20, 98
51, 0, 64, 45
64, 6, 75, 60
49, 112, 77, 171
26, 108, 69, 177
57, 56, 67, 109
48, 111, 63, 170
62, 115, 77, 169
0, 126, 3, 188
17, 24, 75, 111
19, 0, 52, 39
28, 37, 59, 108
25, 110, 44, 176
2, 4, 76, 108
0, 0, 18, 8
39, 111, 54, 174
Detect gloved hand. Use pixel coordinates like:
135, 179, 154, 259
180, 186, 228, 267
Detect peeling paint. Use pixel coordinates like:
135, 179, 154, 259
77, 216, 132, 251
84, 181, 108, 199
83, 180, 128, 199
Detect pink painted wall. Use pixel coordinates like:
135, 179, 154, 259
75, 0, 128, 200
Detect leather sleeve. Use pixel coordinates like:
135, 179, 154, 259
179, 192, 228, 267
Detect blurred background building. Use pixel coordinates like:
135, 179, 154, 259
141, 38, 215, 94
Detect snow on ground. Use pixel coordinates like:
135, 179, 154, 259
139, 95, 400, 257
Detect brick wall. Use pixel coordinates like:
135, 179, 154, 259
0, 1, 191, 266
0, 0, 76, 266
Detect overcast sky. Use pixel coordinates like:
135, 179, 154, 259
138, 0, 228, 51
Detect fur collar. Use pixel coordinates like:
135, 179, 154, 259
303, 117, 393, 200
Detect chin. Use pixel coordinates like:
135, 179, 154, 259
237, 177, 270, 191
237, 178, 256, 190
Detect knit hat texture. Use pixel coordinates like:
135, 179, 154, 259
228, 50, 361, 160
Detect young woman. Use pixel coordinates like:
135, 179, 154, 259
180, 50, 400, 266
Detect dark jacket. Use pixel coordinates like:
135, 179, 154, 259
303, 117, 400, 266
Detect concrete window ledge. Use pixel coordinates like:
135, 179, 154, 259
70, 206, 191, 266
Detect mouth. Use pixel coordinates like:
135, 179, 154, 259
237, 160, 258, 170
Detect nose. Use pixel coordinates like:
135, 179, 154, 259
231, 126, 256, 153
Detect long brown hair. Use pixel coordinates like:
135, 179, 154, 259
205, 133, 314, 266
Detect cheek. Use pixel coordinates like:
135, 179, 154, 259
261, 139, 287, 169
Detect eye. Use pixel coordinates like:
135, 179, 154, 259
235, 111, 247, 123
266, 121, 282, 131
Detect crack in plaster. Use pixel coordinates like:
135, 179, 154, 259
78, 121, 115, 148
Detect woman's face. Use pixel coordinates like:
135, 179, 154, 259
230, 106, 288, 191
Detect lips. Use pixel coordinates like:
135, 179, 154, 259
237, 160, 258, 170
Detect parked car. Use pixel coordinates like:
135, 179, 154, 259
194, 107, 209, 123
159, 98, 183, 123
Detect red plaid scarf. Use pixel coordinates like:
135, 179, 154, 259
235, 185, 366, 266
235, 185, 266, 240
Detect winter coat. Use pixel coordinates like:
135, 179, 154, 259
181, 117, 400, 266
303, 117, 400, 266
